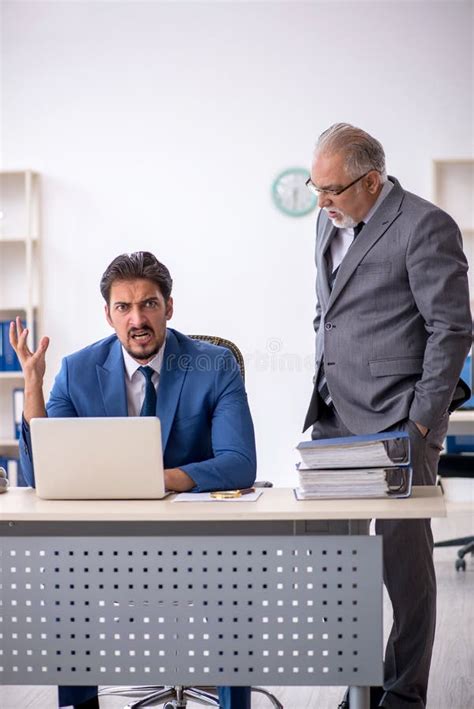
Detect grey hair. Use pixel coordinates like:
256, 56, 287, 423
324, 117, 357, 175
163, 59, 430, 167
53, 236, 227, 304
315, 123, 387, 181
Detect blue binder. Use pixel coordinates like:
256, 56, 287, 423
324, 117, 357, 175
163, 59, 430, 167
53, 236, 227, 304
2, 320, 22, 371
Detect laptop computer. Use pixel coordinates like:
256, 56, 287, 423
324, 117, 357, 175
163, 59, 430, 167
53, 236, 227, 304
30, 417, 166, 500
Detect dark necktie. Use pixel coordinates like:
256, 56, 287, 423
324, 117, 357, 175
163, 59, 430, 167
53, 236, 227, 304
138, 366, 157, 416
320, 221, 366, 405
353, 220, 365, 237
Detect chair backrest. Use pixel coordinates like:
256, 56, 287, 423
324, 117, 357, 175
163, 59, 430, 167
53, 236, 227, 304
188, 335, 245, 382
188, 336, 272, 489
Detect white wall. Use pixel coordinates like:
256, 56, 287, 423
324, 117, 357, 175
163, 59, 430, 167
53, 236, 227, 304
2, 0, 473, 485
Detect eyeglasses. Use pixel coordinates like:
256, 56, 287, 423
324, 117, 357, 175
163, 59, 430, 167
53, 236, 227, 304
305, 169, 373, 197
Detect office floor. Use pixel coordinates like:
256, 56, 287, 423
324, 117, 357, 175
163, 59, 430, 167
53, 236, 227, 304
2, 502, 473, 709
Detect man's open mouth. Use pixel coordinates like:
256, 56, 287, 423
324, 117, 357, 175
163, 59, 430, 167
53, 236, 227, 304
130, 330, 153, 343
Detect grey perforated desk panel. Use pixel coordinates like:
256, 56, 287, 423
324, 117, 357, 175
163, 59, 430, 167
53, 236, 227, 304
0, 487, 445, 705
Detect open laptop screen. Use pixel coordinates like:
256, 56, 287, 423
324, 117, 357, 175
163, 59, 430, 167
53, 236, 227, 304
30, 417, 165, 500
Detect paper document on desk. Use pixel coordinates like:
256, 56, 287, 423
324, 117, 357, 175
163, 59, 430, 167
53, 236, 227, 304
172, 490, 264, 502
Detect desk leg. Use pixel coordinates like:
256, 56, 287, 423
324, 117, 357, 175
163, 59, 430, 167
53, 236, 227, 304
350, 520, 372, 709
349, 686, 370, 709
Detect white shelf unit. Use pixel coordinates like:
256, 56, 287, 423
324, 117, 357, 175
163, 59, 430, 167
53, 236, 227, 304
432, 159, 474, 314
0, 371, 25, 380
0, 170, 41, 481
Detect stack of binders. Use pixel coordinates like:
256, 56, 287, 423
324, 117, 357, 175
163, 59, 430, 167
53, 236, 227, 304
295, 431, 413, 500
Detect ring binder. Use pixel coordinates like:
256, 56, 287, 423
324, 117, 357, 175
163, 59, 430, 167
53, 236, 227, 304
295, 431, 413, 499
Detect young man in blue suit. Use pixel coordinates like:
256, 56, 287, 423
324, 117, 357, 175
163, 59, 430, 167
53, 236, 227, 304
11, 251, 256, 709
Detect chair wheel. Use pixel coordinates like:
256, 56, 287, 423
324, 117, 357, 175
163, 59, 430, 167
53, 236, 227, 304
455, 558, 466, 571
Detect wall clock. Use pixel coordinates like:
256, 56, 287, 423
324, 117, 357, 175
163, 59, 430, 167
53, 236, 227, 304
271, 167, 317, 217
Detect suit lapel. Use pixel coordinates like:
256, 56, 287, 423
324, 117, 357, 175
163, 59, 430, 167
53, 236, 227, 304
317, 215, 336, 310
156, 329, 187, 451
96, 338, 128, 416
96, 331, 186, 450
328, 178, 404, 308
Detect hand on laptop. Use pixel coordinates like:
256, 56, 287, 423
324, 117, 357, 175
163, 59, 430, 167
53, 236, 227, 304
9, 316, 50, 423
165, 467, 196, 492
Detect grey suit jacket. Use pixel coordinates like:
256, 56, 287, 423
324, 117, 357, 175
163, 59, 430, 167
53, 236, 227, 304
304, 176, 472, 434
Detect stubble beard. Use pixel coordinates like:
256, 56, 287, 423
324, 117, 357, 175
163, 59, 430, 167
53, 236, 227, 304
126, 328, 163, 363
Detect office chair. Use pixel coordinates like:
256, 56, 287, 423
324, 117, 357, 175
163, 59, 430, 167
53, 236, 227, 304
435, 453, 474, 571
189, 336, 246, 382
100, 337, 281, 708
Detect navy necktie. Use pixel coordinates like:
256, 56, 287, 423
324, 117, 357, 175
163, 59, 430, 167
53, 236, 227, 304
138, 366, 157, 416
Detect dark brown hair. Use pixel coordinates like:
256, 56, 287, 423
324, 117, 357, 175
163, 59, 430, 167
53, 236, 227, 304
100, 251, 173, 303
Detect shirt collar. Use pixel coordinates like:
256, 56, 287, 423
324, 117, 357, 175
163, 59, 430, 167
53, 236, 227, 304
121, 339, 166, 381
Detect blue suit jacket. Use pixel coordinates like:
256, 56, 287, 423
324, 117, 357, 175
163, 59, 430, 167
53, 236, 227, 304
20, 328, 257, 492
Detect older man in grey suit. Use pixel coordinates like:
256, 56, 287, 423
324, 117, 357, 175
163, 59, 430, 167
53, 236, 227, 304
303, 123, 472, 709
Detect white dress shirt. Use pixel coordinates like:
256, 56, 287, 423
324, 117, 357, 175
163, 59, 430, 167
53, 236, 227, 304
121, 343, 165, 417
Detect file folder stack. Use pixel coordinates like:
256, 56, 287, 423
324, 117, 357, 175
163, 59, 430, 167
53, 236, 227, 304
295, 431, 413, 500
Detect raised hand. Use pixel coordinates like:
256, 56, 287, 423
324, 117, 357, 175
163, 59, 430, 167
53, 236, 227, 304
9, 317, 50, 385
9, 316, 49, 422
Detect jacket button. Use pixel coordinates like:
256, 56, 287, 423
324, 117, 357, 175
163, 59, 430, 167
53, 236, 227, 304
325, 322, 333, 330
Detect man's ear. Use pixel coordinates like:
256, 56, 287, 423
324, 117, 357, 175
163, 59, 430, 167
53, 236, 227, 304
366, 171, 381, 194
105, 304, 113, 328
165, 297, 174, 321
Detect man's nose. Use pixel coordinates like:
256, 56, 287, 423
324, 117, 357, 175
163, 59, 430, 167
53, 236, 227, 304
129, 306, 147, 326
318, 192, 332, 209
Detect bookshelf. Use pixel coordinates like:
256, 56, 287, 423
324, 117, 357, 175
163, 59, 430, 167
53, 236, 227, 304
432, 159, 474, 315
0, 170, 41, 484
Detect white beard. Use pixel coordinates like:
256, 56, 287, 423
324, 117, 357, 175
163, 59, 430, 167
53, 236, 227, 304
325, 209, 357, 229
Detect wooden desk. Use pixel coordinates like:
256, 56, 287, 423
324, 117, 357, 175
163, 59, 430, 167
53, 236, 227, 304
0, 484, 446, 522
0, 487, 445, 709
